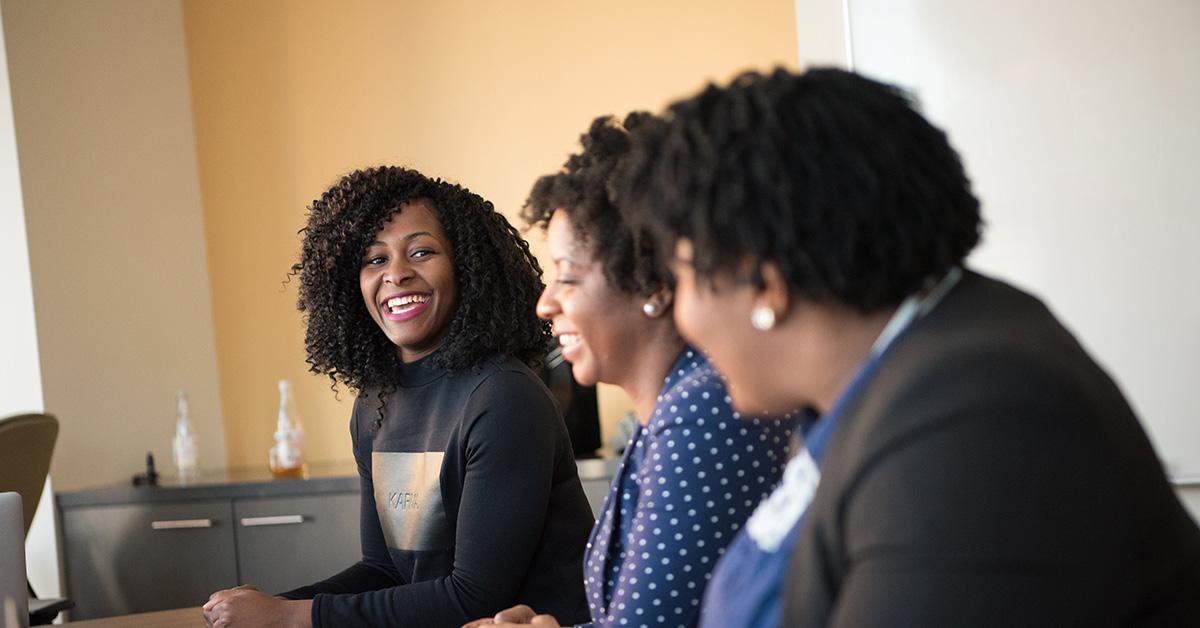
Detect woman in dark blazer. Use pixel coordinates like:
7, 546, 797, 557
617, 68, 1200, 627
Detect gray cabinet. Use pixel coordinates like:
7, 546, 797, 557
58, 459, 615, 620
576, 457, 618, 518
233, 493, 360, 594
58, 466, 361, 620
61, 500, 238, 619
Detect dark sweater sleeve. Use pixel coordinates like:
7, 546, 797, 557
278, 398, 402, 600
309, 370, 567, 627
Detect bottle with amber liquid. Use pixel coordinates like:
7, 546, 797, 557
269, 379, 307, 479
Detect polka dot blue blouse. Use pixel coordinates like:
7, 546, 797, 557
581, 348, 797, 628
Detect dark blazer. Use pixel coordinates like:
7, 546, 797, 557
782, 271, 1200, 627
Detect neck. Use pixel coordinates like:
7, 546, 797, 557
806, 304, 897, 415
617, 325, 686, 425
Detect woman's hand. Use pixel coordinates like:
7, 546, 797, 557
202, 585, 313, 628
461, 604, 563, 627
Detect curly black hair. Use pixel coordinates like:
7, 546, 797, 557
523, 112, 671, 297
292, 166, 550, 395
618, 67, 983, 313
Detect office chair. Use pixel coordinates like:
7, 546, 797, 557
0, 413, 72, 625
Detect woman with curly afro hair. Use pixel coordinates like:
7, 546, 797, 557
203, 167, 594, 628
467, 114, 796, 628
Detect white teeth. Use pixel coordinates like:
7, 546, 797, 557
386, 294, 428, 307
558, 334, 580, 347
386, 294, 428, 313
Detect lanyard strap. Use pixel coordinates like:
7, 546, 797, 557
806, 267, 963, 463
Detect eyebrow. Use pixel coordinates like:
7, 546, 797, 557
551, 255, 588, 267
365, 231, 436, 248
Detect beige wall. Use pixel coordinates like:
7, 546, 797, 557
0, 0, 60, 598
183, 0, 799, 467
3, 0, 226, 491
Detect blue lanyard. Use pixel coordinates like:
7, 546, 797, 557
805, 267, 963, 463
804, 352, 884, 463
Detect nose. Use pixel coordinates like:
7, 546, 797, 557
383, 256, 414, 286
535, 283, 560, 320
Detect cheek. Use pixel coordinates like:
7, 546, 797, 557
434, 265, 458, 308
560, 283, 604, 329
568, 286, 636, 370
673, 286, 748, 384
359, 274, 376, 316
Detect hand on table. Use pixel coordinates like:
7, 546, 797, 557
202, 585, 312, 628
462, 604, 563, 627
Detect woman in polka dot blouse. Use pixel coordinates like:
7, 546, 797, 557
462, 114, 796, 628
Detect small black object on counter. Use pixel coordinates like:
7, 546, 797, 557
131, 451, 160, 486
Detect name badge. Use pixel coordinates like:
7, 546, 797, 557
744, 448, 820, 552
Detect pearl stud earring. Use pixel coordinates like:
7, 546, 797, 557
751, 306, 776, 331
642, 302, 660, 317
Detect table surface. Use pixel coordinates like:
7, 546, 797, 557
64, 607, 206, 627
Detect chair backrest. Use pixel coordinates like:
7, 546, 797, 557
0, 414, 58, 535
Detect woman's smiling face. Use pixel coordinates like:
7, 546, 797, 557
359, 200, 459, 362
535, 210, 646, 387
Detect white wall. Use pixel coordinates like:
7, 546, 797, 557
793, 0, 851, 68
1, 0, 227, 491
1178, 484, 1200, 526
0, 0, 60, 601
826, 0, 1200, 475
0, 0, 39, 419
795, 0, 1200, 518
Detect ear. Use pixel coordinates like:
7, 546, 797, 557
642, 287, 674, 319
754, 261, 791, 322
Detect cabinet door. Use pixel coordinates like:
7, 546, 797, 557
580, 477, 611, 518
61, 500, 237, 619
233, 493, 360, 594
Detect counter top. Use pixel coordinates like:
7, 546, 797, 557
576, 455, 620, 480
57, 456, 620, 509
56, 462, 361, 508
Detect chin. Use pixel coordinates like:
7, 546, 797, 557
569, 361, 599, 388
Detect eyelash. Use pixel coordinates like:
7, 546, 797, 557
363, 249, 435, 266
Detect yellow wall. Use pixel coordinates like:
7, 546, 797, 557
182, 0, 799, 468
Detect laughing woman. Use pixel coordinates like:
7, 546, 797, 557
465, 115, 796, 628
203, 167, 594, 628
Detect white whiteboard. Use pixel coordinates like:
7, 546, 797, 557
831, 0, 1200, 476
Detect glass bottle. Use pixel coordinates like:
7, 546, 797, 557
172, 388, 200, 482
269, 379, 307, 478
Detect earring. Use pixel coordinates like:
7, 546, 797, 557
642, 302, 660, 317
751, 306, 776, 331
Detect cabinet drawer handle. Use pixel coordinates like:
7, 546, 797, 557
150, 518, 214, 530
240, 515, 305, 527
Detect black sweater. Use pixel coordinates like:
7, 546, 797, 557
281, 354, 593, 627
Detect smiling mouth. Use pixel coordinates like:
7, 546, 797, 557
385, 294, 429, 315
556, 333, 581, 348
